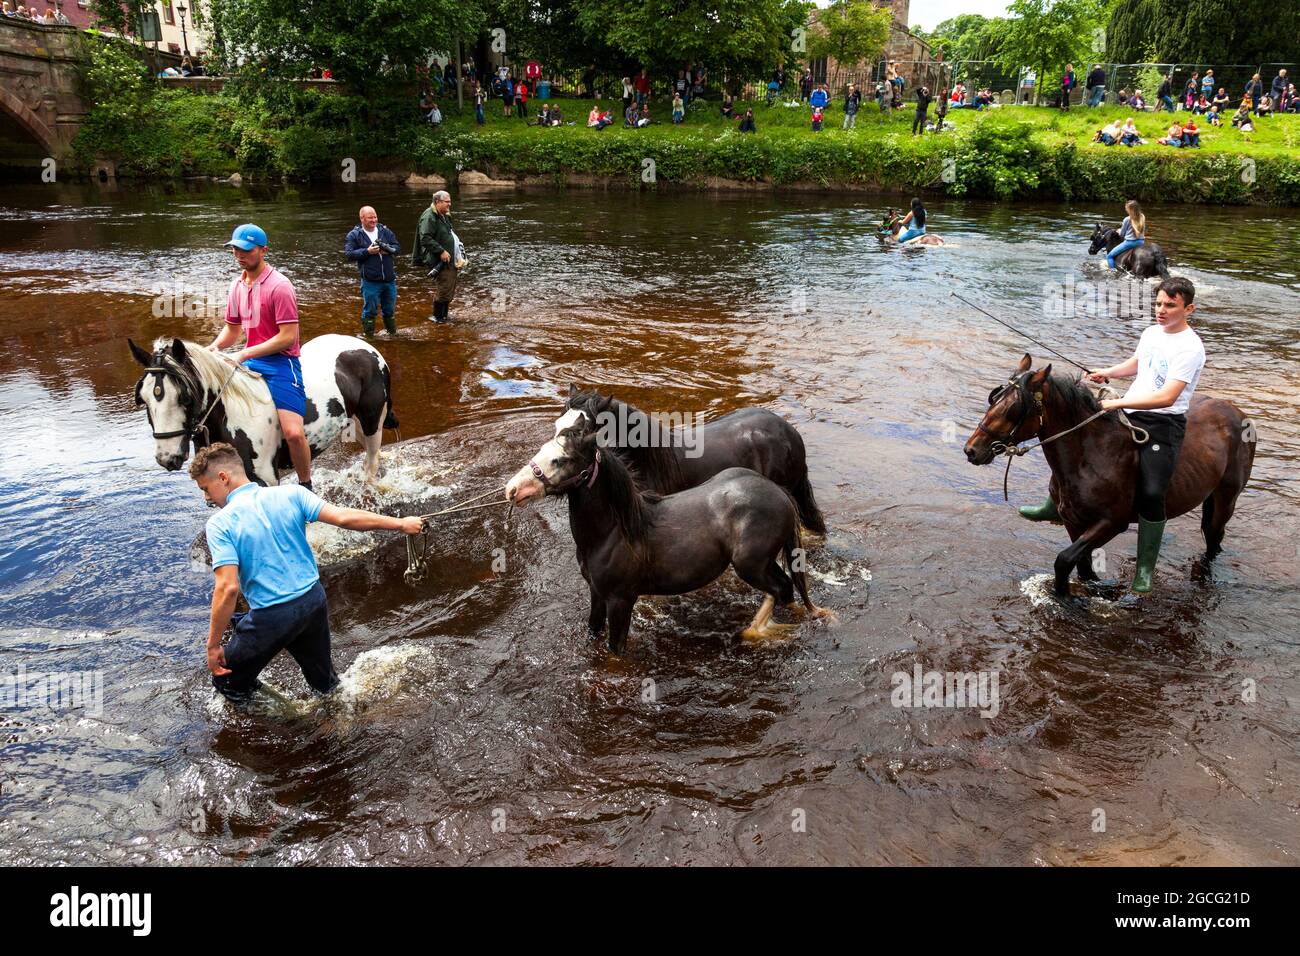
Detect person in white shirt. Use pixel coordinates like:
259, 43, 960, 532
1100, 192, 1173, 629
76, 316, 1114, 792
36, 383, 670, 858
1020, 277, 1205, 593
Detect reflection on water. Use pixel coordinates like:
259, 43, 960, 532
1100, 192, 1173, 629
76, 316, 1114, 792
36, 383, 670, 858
1, 181, 1298, 865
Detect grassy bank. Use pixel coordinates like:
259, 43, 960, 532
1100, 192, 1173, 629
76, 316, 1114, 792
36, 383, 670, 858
74, 85, 1300, 204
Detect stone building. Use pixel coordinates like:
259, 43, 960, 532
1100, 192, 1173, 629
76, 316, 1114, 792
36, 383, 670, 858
807, 0, 946, 93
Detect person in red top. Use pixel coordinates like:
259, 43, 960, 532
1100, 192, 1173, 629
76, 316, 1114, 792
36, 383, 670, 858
634, 68, 650, 106
525, 59, 541, 86
208, 223, 315, 490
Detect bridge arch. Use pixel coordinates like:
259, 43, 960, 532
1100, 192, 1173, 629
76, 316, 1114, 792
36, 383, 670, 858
0, 84, 57, 155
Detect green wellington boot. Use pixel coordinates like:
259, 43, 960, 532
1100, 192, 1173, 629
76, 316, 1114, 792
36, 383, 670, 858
1131, 517, 1167, 593
1018, 497, 1061, 522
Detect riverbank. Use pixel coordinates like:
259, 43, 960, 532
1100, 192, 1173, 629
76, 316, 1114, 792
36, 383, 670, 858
73, 87, 1300, 204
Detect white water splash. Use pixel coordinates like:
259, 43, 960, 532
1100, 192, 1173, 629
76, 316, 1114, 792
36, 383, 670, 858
206, 642, 438, 722
1019, 572, 1132, 619
808, 561, 872, 588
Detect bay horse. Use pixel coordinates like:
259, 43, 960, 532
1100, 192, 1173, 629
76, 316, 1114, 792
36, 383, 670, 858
556, 385, 827, 534
129, 334, 397, 487
508, 405, 831, 654
964, 354, 1254, 596
1088, 224, 1170, 278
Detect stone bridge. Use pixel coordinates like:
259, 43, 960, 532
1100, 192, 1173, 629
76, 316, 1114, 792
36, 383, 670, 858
0, 18, 86, 167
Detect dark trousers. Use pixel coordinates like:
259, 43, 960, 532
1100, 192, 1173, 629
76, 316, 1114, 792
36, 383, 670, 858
213, 582, 338, 700
1129, 411, 1187, 521
913, 110, 927, 134
360, 278, 397, 335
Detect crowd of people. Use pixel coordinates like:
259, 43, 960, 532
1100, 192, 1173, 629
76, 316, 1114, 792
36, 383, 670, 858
1074, 65, 1298, 117
1, 2, 71, 22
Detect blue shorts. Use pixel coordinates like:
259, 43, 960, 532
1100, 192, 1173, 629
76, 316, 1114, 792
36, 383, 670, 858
244, 354, 306, 417
897, 226, 926, 243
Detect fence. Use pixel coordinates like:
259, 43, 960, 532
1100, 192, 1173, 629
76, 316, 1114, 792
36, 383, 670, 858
950, 60, 1298, 107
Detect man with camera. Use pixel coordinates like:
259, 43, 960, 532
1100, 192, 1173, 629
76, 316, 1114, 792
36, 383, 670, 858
345, 205, 401, 336
413, 190, 463, 324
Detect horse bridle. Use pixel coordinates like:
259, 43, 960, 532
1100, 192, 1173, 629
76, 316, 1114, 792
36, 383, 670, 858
136, 356, 238, 444
976, 372, 1043, 449
528, 447, 601, 494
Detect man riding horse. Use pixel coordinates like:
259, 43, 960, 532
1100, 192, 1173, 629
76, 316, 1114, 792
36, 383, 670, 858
1019, 276, 1207, 593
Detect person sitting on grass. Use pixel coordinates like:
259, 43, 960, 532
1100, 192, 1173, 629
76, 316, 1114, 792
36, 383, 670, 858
1094, 119, 1123, 145
1192, 93, 1210, 114
738, 108, 756, 133
1157, 121, 1184, 147
588, 104, 613, 130
1120, 117, 1143, 146
672, 92, 685, 124
1256, 94, 1273, 116
1116, 88, 1130, 106
1212, 88, 1230, 112
811, 105, 824, 131
1180, 118, 1200, 147
1130, 89, 1147, 110
1231, 105, 1255, 132
1287, 84, 1300, 113
636, 105, 652, 128
721, 94, 737, 119
1206, 104, 1223, 126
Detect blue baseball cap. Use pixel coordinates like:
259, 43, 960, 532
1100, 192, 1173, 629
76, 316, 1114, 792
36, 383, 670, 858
225, 223, 268, 250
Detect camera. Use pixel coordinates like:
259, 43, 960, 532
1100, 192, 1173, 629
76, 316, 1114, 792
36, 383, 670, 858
376, 240, 398, 256
427, 260, 447, 277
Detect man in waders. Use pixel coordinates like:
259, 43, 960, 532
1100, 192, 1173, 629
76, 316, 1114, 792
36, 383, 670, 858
193, 442, 423, 700
1019, 277, 1205, 593
413, 190, 460, 323
208, 223, 314, 490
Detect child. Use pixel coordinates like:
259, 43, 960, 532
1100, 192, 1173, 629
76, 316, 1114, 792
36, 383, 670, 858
811, 106, 823, 131
672, 92, 684, 124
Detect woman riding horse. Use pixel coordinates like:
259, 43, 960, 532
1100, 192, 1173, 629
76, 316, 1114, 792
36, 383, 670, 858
1089, 200, 1169, 278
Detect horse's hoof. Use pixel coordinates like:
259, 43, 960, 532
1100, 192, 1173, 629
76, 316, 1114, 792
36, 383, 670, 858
810, 606, 839, 624
741, 621, 798, 642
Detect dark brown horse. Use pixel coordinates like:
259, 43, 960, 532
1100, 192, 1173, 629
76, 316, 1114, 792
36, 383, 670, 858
964, 354, 1254, 596
508, 404, 830, 654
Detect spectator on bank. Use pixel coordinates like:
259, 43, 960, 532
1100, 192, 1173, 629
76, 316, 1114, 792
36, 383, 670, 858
875, 79, 888, 111
1206, 104, 1222, 126
1157, 121, 1184, 147
1231, 104, 1254, 132
1271, 69, 1289, 108
1286, 84, 1300, 113
720, 94, 736, 119
1183, 73, 1199, 110
1117, 88, 1129, 106
1180, 118, 1200, 147
810, 83, 828, 110
842, 83, 860, 129
799, 70, 813, 102
621, 76, 634, 115
1192, 93, 1210, 114
1087, 64, 1107, 107
774, 65, 786, 92
1120, 117, 1142, 146
474, 82, 485, 125
1201, 70, 1214, 98
1131, 89, 1147, 110
933, 86, 949, 132
637, 104, 651, 128
427, 101, 443, 126
1244, 73, 1263, 114
912, 85, 931, 135
674, 71, 688, 106
1212, 88, 1230, 112
738, 108, 756, 133
672, 92, 684, 123
1257, 94, 1273, 117
1156, 75, 1174, 112
1060, 63, 1076, 110
634, 69, 650, 106
2, 3, 15, 16
811, 105, 824, 131
1093, 119, 1123, 145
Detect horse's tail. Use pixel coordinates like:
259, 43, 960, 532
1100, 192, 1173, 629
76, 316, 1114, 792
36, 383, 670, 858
1152, 244, 1170, 278
782, 521, 816, 613
382, 363, 399, 430
790, 471, 827, 535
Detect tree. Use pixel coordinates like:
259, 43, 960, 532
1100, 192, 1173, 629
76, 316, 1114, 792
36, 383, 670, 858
573, 0, 810, 88
1107, 0, 1299, 64
994, 0, 1103, 103
808, 0, 891, 71
917, 14, 1008, 62
207, 0, 488, 93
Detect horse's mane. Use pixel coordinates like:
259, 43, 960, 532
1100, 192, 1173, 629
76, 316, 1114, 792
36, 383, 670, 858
1047, 371, 1103, 421
580, 434, 658, 548
569, 389, 686, 492
153, 338, 269, 420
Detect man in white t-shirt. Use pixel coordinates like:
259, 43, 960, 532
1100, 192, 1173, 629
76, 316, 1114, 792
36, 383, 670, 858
1020, 277, 1205, 593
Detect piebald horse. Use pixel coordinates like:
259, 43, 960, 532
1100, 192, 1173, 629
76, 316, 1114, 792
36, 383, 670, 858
130, 334, 397, 487
508, 405, 831, 654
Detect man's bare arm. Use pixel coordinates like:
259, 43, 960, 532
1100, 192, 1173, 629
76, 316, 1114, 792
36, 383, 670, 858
206, 564, 240, 676
317, 503, 424, 535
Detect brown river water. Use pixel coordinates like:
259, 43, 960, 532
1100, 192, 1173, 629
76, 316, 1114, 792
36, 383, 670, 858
1, 181, 1297, 865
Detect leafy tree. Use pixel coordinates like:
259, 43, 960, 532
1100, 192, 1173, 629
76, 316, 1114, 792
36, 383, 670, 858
994, 0, 1103, 103
808, 0, 892, 71
207, 0, 488, 93
1107, 0, 1299, 64
916, 14, 1007, 62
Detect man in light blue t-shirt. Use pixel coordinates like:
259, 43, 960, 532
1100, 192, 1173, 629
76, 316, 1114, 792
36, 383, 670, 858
191, 442, 423, 700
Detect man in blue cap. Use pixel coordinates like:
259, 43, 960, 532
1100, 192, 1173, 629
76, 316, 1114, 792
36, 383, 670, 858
208, 223, 314, 490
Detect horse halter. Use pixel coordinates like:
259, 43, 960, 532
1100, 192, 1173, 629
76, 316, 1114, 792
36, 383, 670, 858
529, 447, 601, 494
977, 372, 1043, 449
136, 356, 238, 444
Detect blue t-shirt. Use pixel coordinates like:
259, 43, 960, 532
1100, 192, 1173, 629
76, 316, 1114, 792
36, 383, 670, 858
205, 483, 324, 609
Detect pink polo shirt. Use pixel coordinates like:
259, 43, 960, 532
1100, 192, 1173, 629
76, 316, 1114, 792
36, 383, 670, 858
223, 266, 301, 357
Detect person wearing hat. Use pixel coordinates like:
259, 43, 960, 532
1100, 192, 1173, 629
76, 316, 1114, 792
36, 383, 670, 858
207, 223, 315, 490
412, 191, 462, 323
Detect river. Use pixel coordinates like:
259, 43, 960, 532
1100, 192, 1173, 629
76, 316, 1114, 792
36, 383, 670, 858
1, 181, 1297, 865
